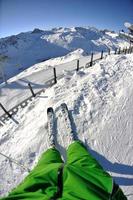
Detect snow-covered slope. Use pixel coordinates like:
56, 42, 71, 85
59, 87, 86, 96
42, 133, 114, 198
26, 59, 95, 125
8, 48, 86, 80
0, 53, 133, 199
0, 50, 95, 116
43, 27, 129, 51
0, 26, 130, 82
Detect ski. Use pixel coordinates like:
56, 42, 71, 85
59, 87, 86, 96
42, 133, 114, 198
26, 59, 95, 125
60, 103, 75, 141
47, 107, 55, 147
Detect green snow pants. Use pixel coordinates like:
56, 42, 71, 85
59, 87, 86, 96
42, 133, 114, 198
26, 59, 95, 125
1, 141, 127, 200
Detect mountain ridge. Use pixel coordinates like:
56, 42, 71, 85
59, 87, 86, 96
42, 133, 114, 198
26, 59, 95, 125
0, 26, 129, 82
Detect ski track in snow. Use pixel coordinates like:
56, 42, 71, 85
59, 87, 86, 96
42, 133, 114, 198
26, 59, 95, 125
0, 54, 133, 199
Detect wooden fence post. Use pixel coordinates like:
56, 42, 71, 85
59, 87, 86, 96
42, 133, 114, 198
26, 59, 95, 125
114, 48, 117, 55
125, 47, 127, 54
28, 83, 36, 97
130, 47, 132, 54
108, 49, 110, 55
90, 53, 93, 67
101, 50, 103, 59
76, 59, 79, 71
53, 67, 57, 84
0, 103, 12, 118
118, 48, 121, 54
128, 47, 130, 54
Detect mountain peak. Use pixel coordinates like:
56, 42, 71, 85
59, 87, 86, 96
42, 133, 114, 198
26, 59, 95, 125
31, 28, 44, 34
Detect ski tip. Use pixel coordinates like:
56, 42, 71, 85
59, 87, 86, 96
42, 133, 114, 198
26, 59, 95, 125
47, 107, 54, 113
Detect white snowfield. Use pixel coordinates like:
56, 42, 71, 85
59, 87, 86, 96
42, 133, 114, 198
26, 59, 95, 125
119, 31, 133, 41
0, 53, 133, 199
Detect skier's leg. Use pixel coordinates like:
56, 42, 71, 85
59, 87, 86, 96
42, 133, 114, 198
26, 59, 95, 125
66, 140, 103, 169
65, 141, 113, 194
61, 141, 112, 200
35, 147, 63, 167
6, 147, 63, 199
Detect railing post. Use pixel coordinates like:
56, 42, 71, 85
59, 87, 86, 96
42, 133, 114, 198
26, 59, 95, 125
28, 83, 36, 97
90, 53, 93, 67
125, 47, 127, 54
53, 67, 57, 84
76, 59, 79, 71
0, 103, 12, 118
101, 50, 103, 59
114, 48, 117, 55
108, 49, 110, 55
130, 47, 132, 54
118, 48, 121, 54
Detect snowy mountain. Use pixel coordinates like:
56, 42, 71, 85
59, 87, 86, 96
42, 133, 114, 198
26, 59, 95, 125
0, 26, 130, 82
0, 52, 133, 199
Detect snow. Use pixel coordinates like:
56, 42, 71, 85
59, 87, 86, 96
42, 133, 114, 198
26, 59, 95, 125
0, 53, 133, 199
105, 32, 118, 38
119, 31, 133, 41
0, 26, 130, 83
7, 48, 86, 81
0, 50, 104, 116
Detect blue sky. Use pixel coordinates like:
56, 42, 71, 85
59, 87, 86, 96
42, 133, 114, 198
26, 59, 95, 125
0, 0, 133, 38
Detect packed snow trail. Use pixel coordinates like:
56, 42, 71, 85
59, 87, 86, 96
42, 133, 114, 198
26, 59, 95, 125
0, 54, 133, 199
